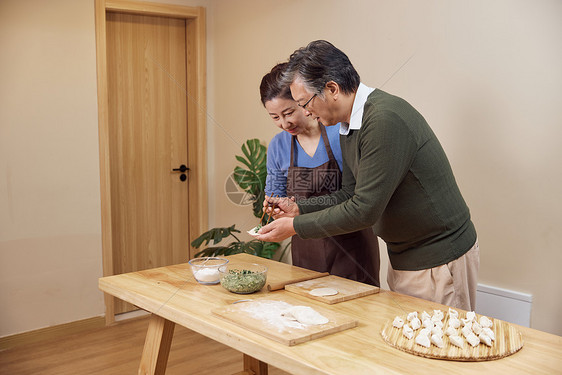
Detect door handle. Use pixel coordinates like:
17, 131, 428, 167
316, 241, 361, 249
172, 164, 190, 173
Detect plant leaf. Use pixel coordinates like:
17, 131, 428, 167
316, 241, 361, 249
190, 225, 240, 249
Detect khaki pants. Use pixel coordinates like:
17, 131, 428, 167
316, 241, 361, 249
387, 241, 480, 310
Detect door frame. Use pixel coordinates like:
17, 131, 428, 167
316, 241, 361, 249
94, 0, 207, 324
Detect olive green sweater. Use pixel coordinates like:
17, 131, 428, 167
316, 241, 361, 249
294, 89, 477, 271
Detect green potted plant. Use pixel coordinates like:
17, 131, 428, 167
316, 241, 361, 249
191, 139, 289, 259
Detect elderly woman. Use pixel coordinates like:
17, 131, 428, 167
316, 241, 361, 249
259, 62, 379, 286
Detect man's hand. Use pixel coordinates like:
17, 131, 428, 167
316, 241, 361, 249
255, 217, 296, 242
263, 195, 300, 219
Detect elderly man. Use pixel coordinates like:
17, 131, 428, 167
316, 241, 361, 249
257, 40, 479, 310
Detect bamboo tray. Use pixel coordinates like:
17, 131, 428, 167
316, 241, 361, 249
381, 311, 524, 361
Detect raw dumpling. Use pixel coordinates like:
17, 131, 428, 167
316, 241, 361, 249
466, 332, 480, 347
479, 316, 493, 328
431, 326, 444, 337
472, 321, 483, 335
461, 317, 473, 327
448, 308, 459, 319
421, 311, 431, 321
445, 326, 457, 336
281, 306, 329, 325
393, 316, 404, 328
482, 327, 496, 341
407, 311, 418, 321
461, 324, 473, 338
410, 317, 422, 330
431, 333, 444, 348
415, 332, 431, 348
432, 309, 444, 322
449, 335, 464, 348
466, 311, 476, 322
422, 318, 434, 329
448, 317, 461, 329
433, 320, 444, 329
403, 324, 414, 340
479, 333, 493, 347
418, 328, 431, 337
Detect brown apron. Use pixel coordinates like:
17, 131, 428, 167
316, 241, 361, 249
287, 126, 380, 286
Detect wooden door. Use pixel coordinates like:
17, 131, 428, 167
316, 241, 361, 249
106, 12, 190, 314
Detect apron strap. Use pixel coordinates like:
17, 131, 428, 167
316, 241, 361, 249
291, 125, 335, 168
290, 135, 297, 168
319, 125, 336, 162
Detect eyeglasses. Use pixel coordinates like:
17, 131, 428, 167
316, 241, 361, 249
298, 93, 317, 111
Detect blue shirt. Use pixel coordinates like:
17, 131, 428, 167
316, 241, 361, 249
265, 125, 344, 196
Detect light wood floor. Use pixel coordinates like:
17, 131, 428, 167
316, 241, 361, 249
0, 316, 292, 375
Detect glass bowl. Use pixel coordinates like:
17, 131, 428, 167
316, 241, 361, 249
218, 262, 268, 294
188, 257, 229, 285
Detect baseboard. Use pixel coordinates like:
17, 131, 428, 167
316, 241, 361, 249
476, 283, 532, 327
0, 316, 106, 351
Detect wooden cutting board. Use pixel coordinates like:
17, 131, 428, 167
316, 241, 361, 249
212, 294, 357, 346
284, 275, 379, 304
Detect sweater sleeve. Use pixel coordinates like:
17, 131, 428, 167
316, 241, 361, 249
294, 109, 418, 238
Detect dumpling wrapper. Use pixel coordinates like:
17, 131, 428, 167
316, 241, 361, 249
247, 226, 261, 237
309, 287, 339, 297
281, 306, 329, 325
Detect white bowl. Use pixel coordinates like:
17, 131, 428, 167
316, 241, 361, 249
188, 257, 229, 285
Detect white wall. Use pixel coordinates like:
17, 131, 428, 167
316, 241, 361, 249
208, 0, 562, 335
0, 0, 104, 336
1, 0, 561, 338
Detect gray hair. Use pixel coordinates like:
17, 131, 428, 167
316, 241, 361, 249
282, 40, 360, 96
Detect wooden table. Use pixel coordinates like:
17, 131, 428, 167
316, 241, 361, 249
99, 254, 562, 375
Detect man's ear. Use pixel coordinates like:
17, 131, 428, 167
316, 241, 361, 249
325, 81, 340, 100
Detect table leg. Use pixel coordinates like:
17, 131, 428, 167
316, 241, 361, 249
243, 354, 268, 375
138, 314, 175, 375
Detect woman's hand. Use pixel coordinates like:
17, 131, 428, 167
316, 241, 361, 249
263, 195, 299, 219
255, 217, 296, 242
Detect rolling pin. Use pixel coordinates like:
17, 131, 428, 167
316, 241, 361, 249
267, 272, 330, 291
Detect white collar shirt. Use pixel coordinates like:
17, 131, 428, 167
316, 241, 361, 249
339, 83, 376, 135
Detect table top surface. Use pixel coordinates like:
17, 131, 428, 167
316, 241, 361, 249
99, 254, 562, 375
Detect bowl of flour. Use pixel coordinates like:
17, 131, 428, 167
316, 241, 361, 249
188, 257, 229, 285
